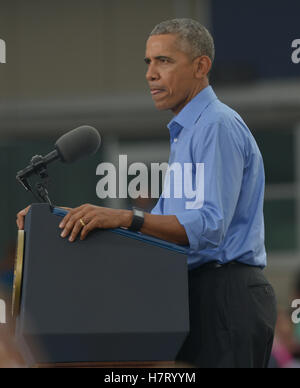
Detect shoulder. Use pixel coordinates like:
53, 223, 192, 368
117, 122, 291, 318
193, 99, 254, 149
190, 100, 257, 163
200, 100, 247, 133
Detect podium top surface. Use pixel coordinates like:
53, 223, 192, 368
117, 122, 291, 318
52, 207, 189, 256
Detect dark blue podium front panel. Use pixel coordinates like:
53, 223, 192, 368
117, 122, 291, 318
16, 204, 189, 364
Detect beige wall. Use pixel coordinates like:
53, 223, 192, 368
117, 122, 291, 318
0, 0, 211, 99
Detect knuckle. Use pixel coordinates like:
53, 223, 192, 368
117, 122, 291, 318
76, 222, 81, 230
69, 215, 78, 223
63, 215, 70, 222
66, 222, 73, 230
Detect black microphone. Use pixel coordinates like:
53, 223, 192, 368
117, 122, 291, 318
16, 126, 101, 182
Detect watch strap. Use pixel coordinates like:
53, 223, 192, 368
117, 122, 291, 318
129, 207, 145, 232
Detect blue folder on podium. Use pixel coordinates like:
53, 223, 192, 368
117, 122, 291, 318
14, 204, 190, 365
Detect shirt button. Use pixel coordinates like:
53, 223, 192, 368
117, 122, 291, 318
174, 138, 178, 143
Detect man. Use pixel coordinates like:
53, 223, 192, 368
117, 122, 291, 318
17, 18, 277, 368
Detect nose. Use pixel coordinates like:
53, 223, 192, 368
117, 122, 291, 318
146, 63, 160, 82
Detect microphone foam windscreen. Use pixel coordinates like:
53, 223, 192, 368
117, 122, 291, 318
55, 126, 101, 163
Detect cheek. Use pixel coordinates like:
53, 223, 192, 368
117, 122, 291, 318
167, 83, 186, 101
164, 76, 177, 98
165, 71, 190, 97
162, 70, 176, 91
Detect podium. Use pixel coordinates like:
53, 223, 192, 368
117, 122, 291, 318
13, 204, 189, 367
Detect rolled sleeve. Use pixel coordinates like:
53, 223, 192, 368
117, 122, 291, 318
175, 119, 245, 253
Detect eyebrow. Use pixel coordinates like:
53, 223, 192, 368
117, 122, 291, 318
144, 56, 175, 64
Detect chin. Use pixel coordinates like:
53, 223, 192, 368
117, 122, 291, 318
154, 102, 172, 112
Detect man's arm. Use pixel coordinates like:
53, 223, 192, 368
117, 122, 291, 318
139, 213, 189, 245
16, 205, 189, 246
59, 205, 189, 245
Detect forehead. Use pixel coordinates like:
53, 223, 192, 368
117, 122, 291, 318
146, 34, 181, 56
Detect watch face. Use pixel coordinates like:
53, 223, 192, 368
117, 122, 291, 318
135, 210, 144, 218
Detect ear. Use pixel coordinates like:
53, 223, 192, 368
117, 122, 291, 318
194, 56, 212, 79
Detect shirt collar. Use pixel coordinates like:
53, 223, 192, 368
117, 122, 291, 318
167, 86, 218, 140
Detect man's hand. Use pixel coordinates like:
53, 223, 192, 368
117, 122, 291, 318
59, 204, 133, 242
16, 206, 31, 230
17, 203, 188, 246
16, 205, 73, 231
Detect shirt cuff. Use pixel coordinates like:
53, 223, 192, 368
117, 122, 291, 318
175, 210, 204, 253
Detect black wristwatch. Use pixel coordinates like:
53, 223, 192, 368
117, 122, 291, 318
129, 207, 145, 232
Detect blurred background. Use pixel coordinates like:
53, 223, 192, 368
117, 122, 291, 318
0, 0, 299, 367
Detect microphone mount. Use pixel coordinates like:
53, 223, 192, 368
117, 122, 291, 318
16, 153, 55, 207
16, 125, 101, 206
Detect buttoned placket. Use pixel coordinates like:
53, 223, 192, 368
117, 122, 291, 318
168, 121, 183, 165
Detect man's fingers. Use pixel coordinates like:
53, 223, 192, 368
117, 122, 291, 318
59, 206, 88, 229
68, 218, 88, 242
80, 220, 97, 241
16, 206, 31, 230
59, 210, 75, 229
60, 211, 86, 238
16, 205, 72, 231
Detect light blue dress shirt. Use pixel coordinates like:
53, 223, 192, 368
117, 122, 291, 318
151, 86, 267, 269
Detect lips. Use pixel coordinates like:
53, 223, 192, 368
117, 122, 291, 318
150, 88, 166, 96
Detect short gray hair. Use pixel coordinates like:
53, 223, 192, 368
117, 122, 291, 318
150, 18, 215, 63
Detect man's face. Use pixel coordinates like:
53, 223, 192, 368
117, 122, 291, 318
145, 34, 198, 115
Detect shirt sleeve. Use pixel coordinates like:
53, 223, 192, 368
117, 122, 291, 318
175, 119, 245, 253
150, 200, 162, 215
